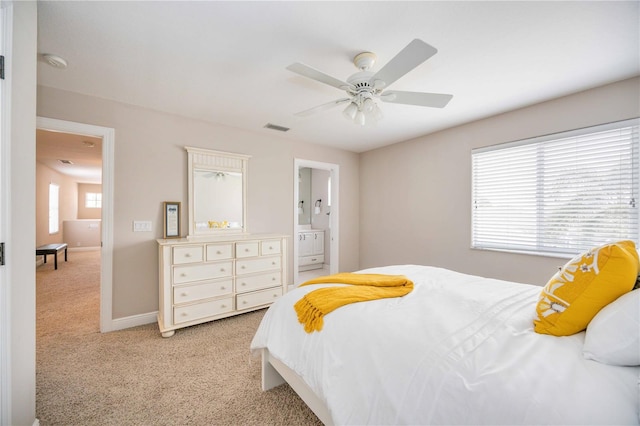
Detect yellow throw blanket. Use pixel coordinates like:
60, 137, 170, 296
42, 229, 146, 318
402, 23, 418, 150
294, 273, 414, 333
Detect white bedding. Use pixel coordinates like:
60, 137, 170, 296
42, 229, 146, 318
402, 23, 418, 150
250, 265, 640, 425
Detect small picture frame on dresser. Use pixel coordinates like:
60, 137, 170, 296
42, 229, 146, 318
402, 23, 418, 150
163, 201, 181, 239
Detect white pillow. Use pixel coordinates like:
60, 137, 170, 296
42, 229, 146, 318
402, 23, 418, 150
583, 289, 640, 366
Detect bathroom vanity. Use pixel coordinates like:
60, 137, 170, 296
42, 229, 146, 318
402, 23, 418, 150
298, 229, 325, 271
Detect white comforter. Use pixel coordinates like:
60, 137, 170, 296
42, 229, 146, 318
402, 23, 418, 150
250, 265, 640, 425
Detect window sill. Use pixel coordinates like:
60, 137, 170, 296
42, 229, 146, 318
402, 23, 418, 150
471, 246, 575, 260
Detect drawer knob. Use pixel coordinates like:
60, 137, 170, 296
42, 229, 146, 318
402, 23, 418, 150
221, 304, 226, 308
221, 286, 226, 290
245, 248, 249, 252
185, 253, 191, 257
181, 292, 188, 297
272, 261, 276, 265
220, 268, 225, 272
273, 294, 278, 298
269, 246, 273, 250
271, 277, 276, 281
181, 312, 188, 317
241, 282, 246, 286
241, 265, 246, 269
181, 273, 187, 277
217, 250, 222, 255
242, 300, 247, 304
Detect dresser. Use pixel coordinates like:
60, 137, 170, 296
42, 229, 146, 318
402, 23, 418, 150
157, 234, 288, 337
298, 230, 325, 271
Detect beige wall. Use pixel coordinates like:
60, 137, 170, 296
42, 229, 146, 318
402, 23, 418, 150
360, 77, 640, 286
35, 161, 77, 246
77, 183, 102, 219
9, 2, 38, 424
63, 220, 101, 248
37, 86, 360, 319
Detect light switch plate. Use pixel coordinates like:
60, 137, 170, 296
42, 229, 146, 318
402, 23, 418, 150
133, 221, 152, 232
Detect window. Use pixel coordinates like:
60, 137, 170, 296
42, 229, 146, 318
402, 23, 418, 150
49, 183, 59, 234
85, 192, 102, 208
472, 118, 639, 257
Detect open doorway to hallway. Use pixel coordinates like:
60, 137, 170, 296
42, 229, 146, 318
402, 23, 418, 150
36, 129, 103, 331
36, 117, 115, 333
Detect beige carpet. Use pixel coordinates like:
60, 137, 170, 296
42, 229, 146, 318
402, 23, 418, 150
36, 250, 322, 425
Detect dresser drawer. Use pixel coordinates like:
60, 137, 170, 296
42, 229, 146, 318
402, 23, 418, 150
299, 254, 324, 266
206, 243, 233, 261
260, 239, 282, 256
236, 241, 259, 258
172, 245, 204, 264
174, 297, 234, 324
237, 287, 283, 310
236, 272, 281, 294
236, 256, 281, 275
173, 261, 233, 284
173, 279, 233, 304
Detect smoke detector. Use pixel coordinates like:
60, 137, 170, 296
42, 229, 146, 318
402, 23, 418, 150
42, 54, 68, 69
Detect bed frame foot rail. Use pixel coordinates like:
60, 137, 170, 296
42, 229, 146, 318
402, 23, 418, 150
260, 348, 334, 425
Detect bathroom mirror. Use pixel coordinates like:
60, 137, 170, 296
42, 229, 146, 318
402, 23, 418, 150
186, 146, 250, 237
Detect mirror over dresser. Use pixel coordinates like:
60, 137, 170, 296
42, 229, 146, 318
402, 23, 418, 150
157, 147, 288, 337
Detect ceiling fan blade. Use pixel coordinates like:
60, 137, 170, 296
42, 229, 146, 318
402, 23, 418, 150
380, 91, 453, 108
369, 39, 438, 89
287, 63, 352, 91
294, 98, 352, 117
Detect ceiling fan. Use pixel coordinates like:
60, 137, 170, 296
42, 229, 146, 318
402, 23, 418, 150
287, 39, 453, 126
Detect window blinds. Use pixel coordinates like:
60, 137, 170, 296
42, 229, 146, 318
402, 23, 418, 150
472, 118, 639, 256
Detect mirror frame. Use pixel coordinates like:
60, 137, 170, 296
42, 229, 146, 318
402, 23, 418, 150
186, 146, 250, 238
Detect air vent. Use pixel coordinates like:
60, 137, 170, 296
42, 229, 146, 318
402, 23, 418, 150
58, 159, 74, 165
264, 123, 290, 132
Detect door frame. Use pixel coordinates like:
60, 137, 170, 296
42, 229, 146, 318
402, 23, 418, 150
0, 2, 10, 423
36, 117, 115, 332
293, 159, 339, 285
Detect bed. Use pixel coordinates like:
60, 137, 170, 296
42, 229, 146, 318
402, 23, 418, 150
251, 263, 640, 425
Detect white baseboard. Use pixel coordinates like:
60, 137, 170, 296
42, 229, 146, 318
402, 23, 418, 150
68, 246, 100, 252
106, 311, 157, 332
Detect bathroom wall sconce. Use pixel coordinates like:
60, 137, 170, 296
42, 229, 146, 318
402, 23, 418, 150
298, 200, 304, 214
314, 199, 322, 215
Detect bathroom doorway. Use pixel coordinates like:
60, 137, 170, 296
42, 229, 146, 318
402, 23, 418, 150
293, 159, 339, 286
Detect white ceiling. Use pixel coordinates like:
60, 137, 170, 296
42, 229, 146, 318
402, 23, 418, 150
37, 1, 639, 158
36, 129, 103, 184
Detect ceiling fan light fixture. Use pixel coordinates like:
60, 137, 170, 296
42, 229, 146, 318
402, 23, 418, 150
343, 102, 358, 120
362, 97, 375, 113
355, 110, 366, 126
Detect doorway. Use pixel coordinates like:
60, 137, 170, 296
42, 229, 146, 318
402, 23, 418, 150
293, 159, 339, 286
36, 117, 114, 332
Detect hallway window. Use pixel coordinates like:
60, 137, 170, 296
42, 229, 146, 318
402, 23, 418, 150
85, 192, 102, 208
49, 183, 59, 234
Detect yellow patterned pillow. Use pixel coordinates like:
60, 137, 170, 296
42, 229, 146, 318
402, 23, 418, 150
534, 240, 639, 336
